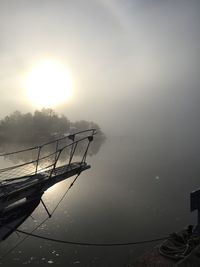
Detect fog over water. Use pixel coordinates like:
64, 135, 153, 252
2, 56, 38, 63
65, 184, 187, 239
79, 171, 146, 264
0, 0, 200, 266
0, 135, 199, 266
0, 0, 199, 136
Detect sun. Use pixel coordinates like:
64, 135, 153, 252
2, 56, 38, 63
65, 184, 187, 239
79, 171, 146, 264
25, 61, 72, 107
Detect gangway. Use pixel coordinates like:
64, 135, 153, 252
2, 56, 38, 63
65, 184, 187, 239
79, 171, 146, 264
0, 129, 96, 211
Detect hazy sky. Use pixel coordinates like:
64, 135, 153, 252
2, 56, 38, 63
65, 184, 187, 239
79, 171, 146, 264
0, 0, 200, 135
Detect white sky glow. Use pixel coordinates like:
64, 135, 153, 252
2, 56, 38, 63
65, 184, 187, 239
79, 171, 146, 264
0, 0, 199, 134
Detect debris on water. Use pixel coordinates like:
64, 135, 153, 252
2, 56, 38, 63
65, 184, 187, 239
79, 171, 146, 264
73, 261, 80, 264
48, 259, 54, 264
42, 258, 45, 261
155, 175, 160, 180
38, 224, 47, 230
56, 253, 59, 257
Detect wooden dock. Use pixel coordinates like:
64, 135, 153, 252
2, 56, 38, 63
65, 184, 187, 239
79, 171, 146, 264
132, 244, 200, 267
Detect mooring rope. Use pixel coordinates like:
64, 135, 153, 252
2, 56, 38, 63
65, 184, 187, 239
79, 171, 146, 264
15, 229, 168, 247
159, 225, 200, 260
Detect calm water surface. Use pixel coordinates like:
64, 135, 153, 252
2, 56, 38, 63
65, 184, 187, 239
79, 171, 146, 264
0, 135, 199, 266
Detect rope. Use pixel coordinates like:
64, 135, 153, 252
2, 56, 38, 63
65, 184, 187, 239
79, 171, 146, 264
159, 225, 200, 260
14, 230, 168, 246
51, 173, 80, 215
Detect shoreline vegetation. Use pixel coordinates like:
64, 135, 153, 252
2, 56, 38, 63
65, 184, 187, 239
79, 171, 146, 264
0, 108, 106, 144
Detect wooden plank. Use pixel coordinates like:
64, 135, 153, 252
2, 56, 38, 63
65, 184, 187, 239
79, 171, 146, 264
177, 244, 200, 266
132, 246, 176, 267
132, 244, 200, 267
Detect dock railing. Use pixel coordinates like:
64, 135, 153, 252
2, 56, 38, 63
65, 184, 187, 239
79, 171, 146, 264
0, 129, 96, 181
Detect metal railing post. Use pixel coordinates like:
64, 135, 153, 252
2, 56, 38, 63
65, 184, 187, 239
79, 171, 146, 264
81, 136, 93, 164
55, 140, 59, 161
49, 149, 62, 178
68, 142, 78, 166
35, 146, 41, 174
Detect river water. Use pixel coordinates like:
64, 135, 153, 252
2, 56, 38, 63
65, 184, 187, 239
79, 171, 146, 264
0, 134, 199, 266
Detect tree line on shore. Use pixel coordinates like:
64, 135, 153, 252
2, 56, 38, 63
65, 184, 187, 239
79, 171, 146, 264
0, 109, 105, 144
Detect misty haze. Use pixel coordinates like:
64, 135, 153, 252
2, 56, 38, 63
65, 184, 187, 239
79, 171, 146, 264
0, 0, 200, 266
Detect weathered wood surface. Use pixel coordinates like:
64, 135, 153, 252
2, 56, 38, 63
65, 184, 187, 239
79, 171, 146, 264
132, 246, 176, 267
132, 244, 200, 267
177, 244, 200, 267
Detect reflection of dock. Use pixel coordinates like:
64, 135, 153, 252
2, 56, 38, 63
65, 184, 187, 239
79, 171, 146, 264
0, 130, 96, 241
